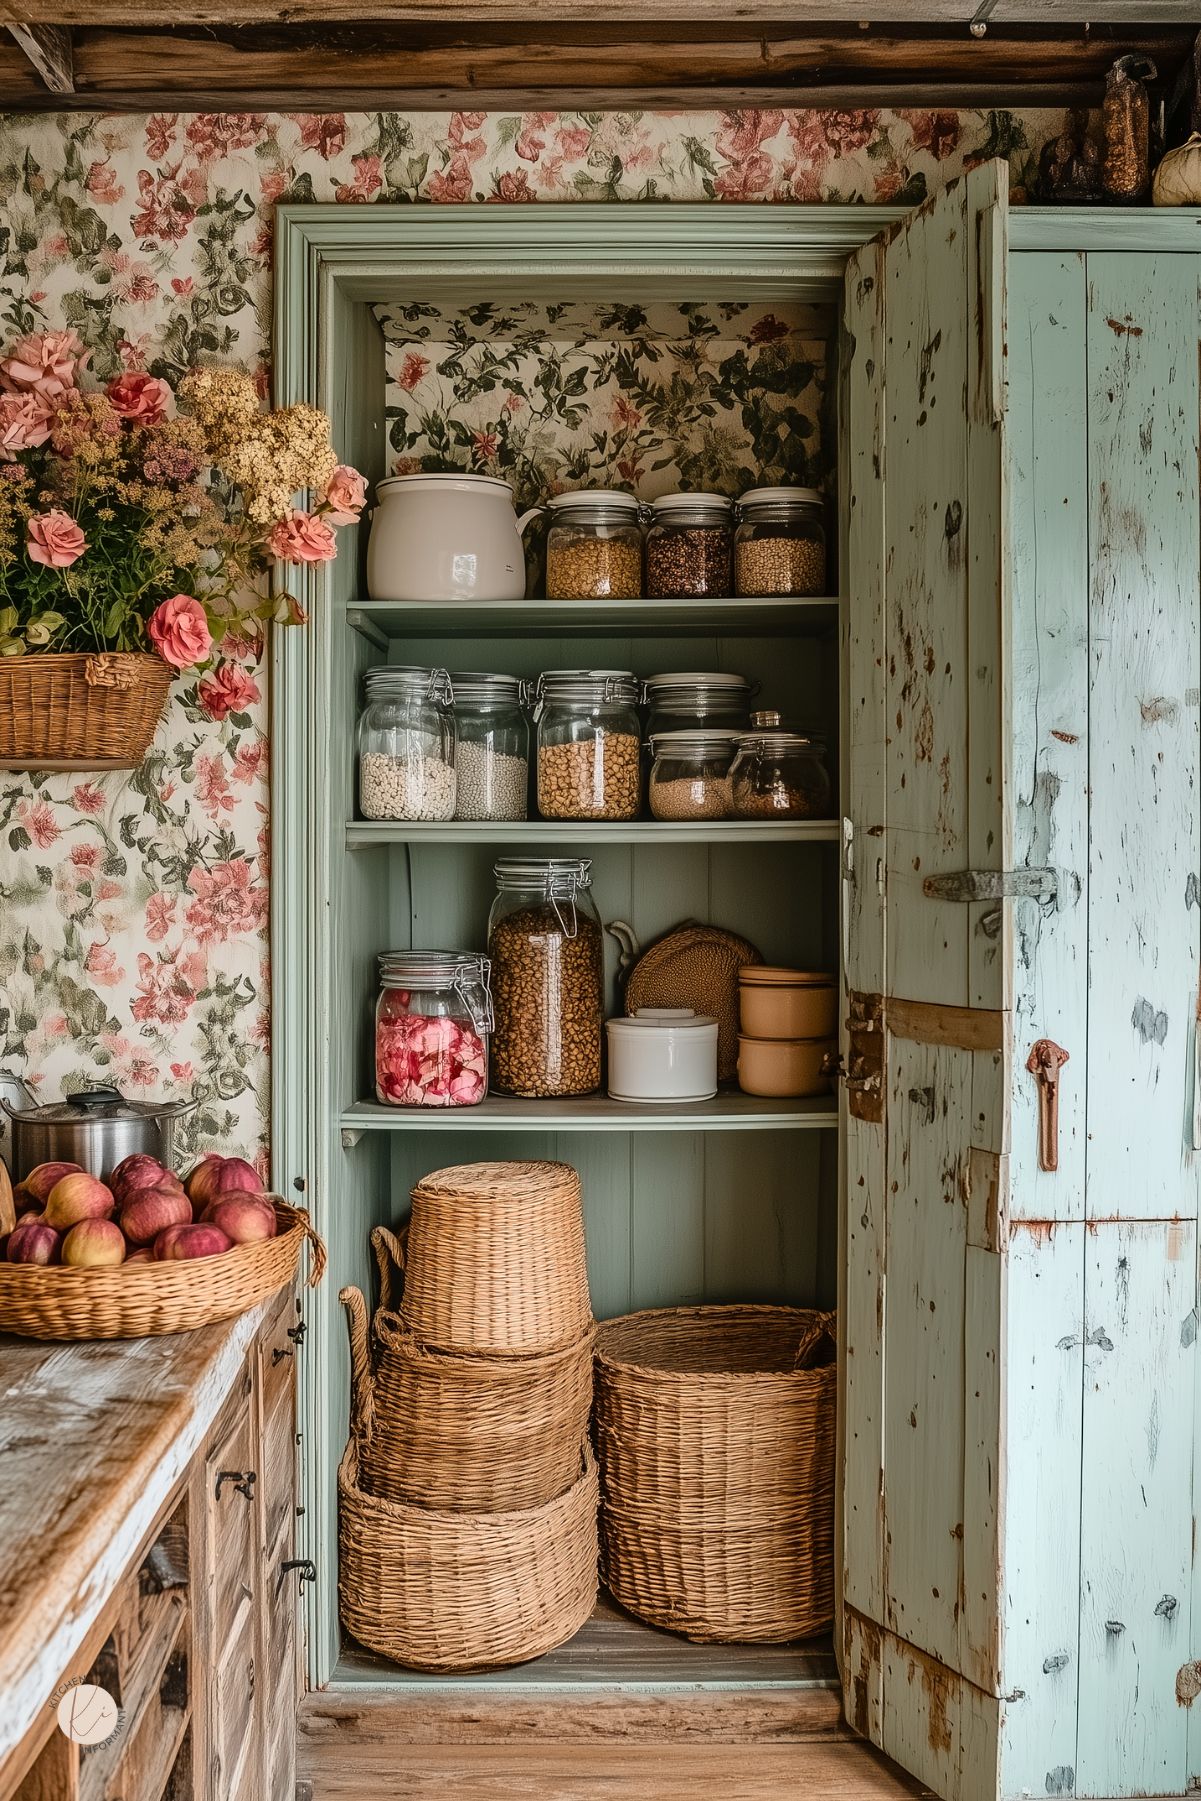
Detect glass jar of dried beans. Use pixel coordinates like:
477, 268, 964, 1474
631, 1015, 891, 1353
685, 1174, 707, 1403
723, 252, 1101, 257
545, 491, 643, 600
734, 487, 828, 597
488, 858, 604, 1097
644, 493, 734, 598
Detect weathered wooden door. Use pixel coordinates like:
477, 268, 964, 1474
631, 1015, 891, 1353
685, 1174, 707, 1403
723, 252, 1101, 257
841, 171, 1201, 1801
839, 161, 1013, 1799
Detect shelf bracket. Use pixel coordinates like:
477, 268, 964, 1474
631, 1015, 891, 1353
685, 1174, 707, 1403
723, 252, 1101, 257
341, 1126, 365, 1150
346, 608, 390, 651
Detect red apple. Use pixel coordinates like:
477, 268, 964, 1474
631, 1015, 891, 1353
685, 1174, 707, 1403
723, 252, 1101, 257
186, 1155, 260, 1207
21, 1160, 84, 1203
119, 1186, 192, 1247
153, 1222, 232, 1261
62, 1218, 126, 1268
6, 1220, 61, 1265
209, 1195, 277, 1245
44, 1172, 115, 1231
109, 1152, 170, 1203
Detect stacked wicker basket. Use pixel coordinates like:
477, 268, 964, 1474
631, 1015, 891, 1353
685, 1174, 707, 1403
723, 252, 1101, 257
338, 1159, 599, 1670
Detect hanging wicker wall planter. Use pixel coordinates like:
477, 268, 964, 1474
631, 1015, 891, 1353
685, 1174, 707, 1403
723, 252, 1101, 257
0, 651, 174, 771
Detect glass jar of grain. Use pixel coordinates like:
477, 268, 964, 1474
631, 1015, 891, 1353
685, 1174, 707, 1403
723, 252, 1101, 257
545, 491, 643, 600
357, 665, 456, 821
448, 671, 530, 822
734, 487, 827, 597
488, 858, 604, 1097
730, 728, 832, 819
644, 493, 734, 598
648, 729, 738, 821
535, 669, 642, 820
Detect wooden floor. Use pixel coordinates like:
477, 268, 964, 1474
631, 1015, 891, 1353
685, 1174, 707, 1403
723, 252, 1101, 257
298, 1600, 933, 1799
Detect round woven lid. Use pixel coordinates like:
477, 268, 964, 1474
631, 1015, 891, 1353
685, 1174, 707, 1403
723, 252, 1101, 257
625, 924, 762, 1082
739, 966, 834, 988
411, 1159, 581, 1203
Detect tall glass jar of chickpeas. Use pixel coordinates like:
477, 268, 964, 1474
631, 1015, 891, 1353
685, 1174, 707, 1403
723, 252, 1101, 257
487, 858, 604, 1097
544, 491, 643, 600
535, 669, 642, 820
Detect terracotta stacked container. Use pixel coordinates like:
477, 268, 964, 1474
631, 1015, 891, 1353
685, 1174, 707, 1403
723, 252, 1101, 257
736, 967, 837, 1098
338, 1159, 599, 1670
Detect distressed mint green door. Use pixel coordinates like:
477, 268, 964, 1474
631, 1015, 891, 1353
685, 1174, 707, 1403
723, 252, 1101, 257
841, 159, 1012, 1801
843, 170, 1201, 1800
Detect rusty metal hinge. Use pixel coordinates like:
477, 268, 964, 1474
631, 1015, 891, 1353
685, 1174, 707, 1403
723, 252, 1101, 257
843, 992, 885, 1124
923, 867, 1057, 904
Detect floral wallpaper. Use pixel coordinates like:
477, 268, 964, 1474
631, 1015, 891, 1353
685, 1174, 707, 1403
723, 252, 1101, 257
0, 105, 1076, 1165
379, 299, 833, 515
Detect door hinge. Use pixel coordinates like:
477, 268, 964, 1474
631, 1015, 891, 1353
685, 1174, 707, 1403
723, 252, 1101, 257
922, 867, 1057, 904
842, 991, 885, 1124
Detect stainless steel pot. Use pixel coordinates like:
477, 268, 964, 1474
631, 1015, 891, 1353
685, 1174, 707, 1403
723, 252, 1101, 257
0, 1077, 194, 1183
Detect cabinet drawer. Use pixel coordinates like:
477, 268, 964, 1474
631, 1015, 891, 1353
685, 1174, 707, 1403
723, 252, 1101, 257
203, 1380, 257, 1641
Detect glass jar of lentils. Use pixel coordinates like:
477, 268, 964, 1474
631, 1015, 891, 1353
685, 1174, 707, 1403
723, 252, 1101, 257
535, 669, 642, 820
488, 858, 604, 1097
449, 671, 530, 821
644, 493, 734, 598
545, 491, 643, 600
357, 665, 456, 821
730, 728, 832, 819
734, 487, 828, 597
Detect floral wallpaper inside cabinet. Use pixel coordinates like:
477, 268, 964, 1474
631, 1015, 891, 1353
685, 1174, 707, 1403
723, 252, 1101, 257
0, 105, 1079, 1164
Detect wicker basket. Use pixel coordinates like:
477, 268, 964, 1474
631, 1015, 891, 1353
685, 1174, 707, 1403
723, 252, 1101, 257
623, 924, 762, 1082
594, 1306, 836, 1644
398, 1161, 592, 1356
342, 1276, 594, 1512
338, 1292, 599, 1670
0, 1199, 325, 1339
0, 652, 174, 770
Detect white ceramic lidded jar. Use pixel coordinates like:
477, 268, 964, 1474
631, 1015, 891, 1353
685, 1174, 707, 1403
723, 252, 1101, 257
606, 1009, 719, 1104
367, 473, 541, 603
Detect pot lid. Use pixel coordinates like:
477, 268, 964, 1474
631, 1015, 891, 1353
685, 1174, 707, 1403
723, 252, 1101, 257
4, 1085, 193, 1123
607, 1008, 718, 1032
376, 473, 514, 495
739, 967, 834, 988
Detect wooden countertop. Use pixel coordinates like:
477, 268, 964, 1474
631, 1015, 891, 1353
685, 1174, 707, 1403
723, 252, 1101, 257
0, 1302, 270, 1769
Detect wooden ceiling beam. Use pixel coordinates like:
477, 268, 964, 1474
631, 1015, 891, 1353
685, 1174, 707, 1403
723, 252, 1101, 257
4, 1, 1200, 26
0, 22, 1190, 111
6, 22, 74, 91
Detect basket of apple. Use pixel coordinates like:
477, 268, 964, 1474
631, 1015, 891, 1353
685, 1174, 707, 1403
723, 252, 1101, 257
0, 1153, 325, 1339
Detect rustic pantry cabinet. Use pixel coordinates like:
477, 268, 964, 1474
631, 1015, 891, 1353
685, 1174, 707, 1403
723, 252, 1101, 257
272, 169, 1201, 1799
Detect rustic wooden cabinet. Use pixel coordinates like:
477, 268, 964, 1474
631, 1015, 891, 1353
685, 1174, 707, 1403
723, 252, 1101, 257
6, 1291, 304, 1801
272, 174, 1201, 1799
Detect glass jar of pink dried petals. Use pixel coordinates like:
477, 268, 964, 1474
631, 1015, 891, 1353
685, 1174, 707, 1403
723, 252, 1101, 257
374, 951, 493, 1108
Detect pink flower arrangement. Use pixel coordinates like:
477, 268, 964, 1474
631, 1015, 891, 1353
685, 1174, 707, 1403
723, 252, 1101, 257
376, 1010, 488, 1108
148, 594, 212, 668
0, 328, 362, 665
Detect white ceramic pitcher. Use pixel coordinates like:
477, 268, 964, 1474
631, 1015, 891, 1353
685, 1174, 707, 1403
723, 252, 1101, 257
366, 473, 541, 603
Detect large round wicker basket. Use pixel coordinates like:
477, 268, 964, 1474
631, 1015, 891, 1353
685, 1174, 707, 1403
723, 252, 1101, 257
397, 1161, 591, 1356
0, 1200, 325, 1339
594, 1305, 836, 1643
342, 1281, 594, 1512
0, 651, 174, 770
338, 1280, 599, 1670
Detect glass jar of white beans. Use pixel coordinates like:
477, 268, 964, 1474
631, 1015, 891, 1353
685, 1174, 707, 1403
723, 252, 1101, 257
734, 487, 827, 597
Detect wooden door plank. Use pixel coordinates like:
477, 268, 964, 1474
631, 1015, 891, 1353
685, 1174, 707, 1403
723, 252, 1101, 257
1084, 254, 1201, 1227
998, 1221, 1085, 1798
1076, 1220, 1197, 1796
882, 1037, 972, 1673
1006, 250, 1090, 1226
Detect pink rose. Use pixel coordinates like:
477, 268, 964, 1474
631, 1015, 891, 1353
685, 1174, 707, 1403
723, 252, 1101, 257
107, 371, 173, 424
0, 329, 87, 400
322, 463, 366, 525
27, 510, 87, 569
269, 509, 337, 564
147, 593, 212, 668
197, 661, 261, 720
0, 392, 51, 456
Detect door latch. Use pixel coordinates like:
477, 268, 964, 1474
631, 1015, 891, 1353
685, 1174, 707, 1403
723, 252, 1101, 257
215, 1469, 257, 1502
923, 867, 1057, 903
281, 1557, 317, 1596
1026, 1038, 1069, 1172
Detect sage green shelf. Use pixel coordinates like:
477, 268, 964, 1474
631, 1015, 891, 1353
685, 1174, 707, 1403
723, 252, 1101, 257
339, 1092, 837, 1138
347, 595, 838, 642
346, 818, 839, 847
